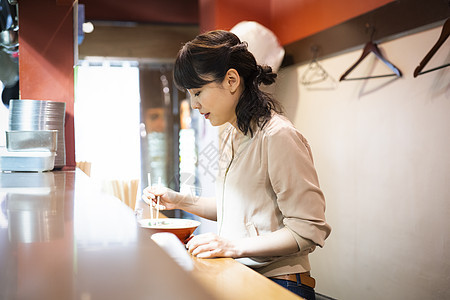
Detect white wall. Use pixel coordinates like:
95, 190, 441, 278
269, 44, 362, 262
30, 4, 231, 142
275, 25, 450, 299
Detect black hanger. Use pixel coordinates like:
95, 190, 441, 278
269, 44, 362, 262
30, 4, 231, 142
414, 18, 450, 77
301, 46, 331, 85
340, 26, 402, 81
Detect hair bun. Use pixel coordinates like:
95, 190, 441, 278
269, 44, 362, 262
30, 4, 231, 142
255, 65, 277, 86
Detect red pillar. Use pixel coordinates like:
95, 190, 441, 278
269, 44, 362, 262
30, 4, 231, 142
18, 0, 76, 169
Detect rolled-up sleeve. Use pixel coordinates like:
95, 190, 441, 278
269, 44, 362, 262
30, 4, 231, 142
266, 126, 331, 253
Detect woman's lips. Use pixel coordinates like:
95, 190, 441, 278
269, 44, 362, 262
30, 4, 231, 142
204, 113, 210, 119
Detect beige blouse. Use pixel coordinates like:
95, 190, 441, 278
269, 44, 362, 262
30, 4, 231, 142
216, 113, 331, 277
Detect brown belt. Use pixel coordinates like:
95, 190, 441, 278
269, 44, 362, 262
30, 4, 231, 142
270, 272, 316, 289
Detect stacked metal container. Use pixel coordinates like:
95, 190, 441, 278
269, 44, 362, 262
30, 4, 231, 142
8, 99, 66, 168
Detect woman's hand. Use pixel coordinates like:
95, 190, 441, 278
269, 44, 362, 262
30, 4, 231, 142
186, 233, 242, 258
187, 228, 299, 259
142, 188, 218, 221
142, 186, 181, 210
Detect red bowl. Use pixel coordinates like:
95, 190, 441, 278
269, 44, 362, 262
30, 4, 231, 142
138, 218, 200, 243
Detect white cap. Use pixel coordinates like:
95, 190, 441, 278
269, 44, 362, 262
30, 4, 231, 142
231, 21, 285, 72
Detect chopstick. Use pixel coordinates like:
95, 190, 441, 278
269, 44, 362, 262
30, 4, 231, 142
147, 173, 153, 223
156, 176, 162, 224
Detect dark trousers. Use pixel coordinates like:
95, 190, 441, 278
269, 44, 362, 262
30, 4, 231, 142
270, 275, 316, 300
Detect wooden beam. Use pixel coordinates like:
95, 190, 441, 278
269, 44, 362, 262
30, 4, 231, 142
282, 0, 450, 67
78, 23, 199, 61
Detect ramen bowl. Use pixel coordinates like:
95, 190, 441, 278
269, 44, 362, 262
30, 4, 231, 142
138, 218, 200, 243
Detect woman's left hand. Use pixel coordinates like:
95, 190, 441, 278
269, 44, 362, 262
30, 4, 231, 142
186, 233, 241, 258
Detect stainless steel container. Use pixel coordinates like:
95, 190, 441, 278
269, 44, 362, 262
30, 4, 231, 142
8, 99, 66, 168
0, 148, 56, 172
6, 130, 58, 152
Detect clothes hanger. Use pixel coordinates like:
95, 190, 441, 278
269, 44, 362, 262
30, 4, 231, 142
301, 46, 330, 85
413, 18, 450, 77
339, 26, 402, 81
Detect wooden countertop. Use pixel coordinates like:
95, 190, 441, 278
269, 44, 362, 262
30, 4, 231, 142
0, 170, 301, 299
191, 257, 302, 299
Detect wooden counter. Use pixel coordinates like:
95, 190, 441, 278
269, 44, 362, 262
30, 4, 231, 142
0, 170, 301, 299
191, 257, 302, 299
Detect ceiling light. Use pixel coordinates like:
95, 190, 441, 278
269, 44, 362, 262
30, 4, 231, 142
82, 22, 94, 34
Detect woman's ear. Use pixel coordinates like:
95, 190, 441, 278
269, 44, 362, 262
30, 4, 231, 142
224, 68, 241, 93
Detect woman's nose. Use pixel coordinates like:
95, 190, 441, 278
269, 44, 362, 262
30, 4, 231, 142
190, 97, 200, 110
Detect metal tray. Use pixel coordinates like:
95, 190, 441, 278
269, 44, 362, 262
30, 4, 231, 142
0, 148, 56, 172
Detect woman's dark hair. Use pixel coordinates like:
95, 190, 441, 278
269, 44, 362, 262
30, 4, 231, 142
174, 30, 282, 136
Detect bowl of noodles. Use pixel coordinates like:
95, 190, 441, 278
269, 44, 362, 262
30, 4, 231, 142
138, 218, 200, 243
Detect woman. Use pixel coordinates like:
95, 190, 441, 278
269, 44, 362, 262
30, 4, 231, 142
143, 30, 331, 299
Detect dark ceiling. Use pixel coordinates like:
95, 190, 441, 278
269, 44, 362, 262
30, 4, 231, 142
79, 0, 199, 25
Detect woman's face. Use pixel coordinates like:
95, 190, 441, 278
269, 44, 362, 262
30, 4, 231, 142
187, 70, 242, 128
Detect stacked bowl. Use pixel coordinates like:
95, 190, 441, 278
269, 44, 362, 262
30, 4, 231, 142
8, 99, 66, 168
